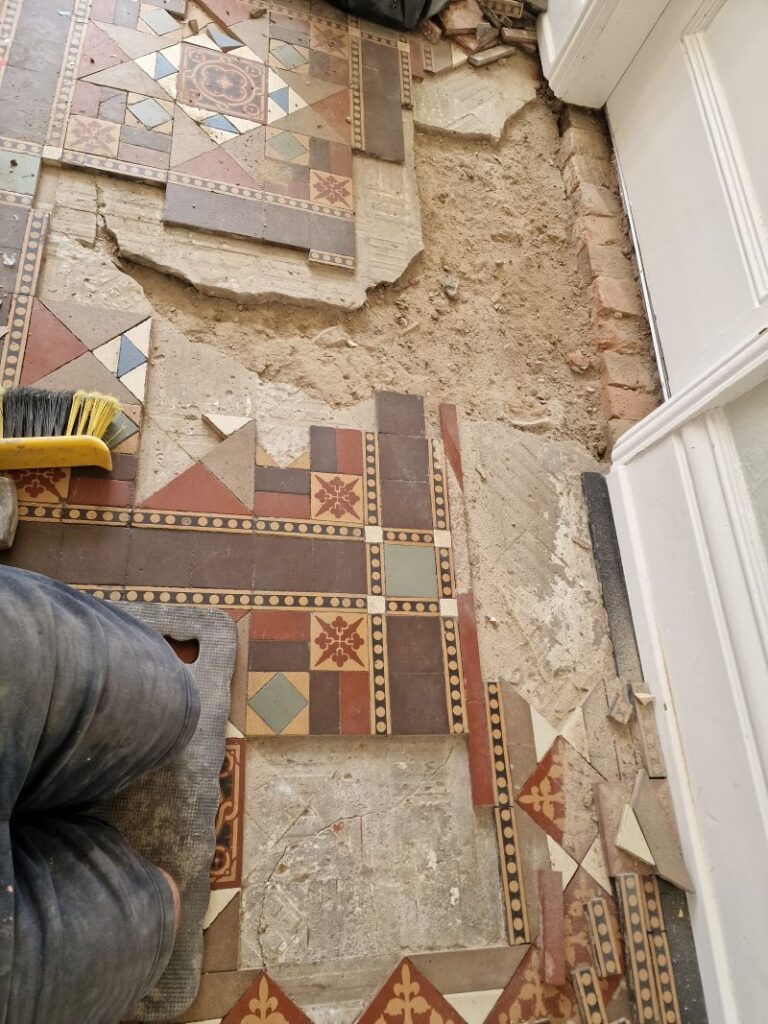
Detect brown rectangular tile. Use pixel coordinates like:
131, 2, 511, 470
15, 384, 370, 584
389, 672, 449, 734
58, 523, 131, 585
264, 200, 311, 251
118, 142, 171, 170
439, 403, 464, 488
377, 434, 429, 481
339, 671, 370, 735
254, 491, 311, 519
309, 138, 353, 177
380, 479, 433, 530
190, 531, 253, 590
254, 466, 311, 494
375, 391, 425, 436
336, 428, 363, 474
309, 211, 355, 260
538, 868, 565, 985
0, 520, 63, 577
310, 425, 337, 472
309, 670, 340, 734
253, 534, 313, 592
164, 184, 264, 241
250, 609, 310, 641
202, 892, 241, 974
72, 453, 138, 482
67, 477, 133, 507
386, 614, 443, 673
121, 125, 172, 153
126, 527, 192, 588
249, 639, 309, 671
311, 538, 367, 593
360, 40, 405, 164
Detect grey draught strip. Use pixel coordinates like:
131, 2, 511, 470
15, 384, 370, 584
102, 604, 237, 1021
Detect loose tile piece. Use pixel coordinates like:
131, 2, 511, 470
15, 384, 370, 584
630, 771, 693, 891
615, 804, 654, 867
538, 869, 565, 986
201, 421, 257, 508
571, 965, 609, 1024
584, 897, 622, 978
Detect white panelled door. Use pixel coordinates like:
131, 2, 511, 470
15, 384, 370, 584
607, 0, 768, 393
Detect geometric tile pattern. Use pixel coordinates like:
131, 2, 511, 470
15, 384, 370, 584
1, 390, 466, 741
222, 972, 311, 1024
357, 959, 464, 1024
210, 736, 245, 889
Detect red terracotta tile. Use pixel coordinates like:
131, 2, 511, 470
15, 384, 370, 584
457, 592, 483, 702
340, 671, 370, 734
20, 299, 88, 385
67, 476, 133, 507
539, 868, 566, 985
358, 960, 464, 1024
465, 698, 495, 808
439, 402, 464, 489
140, 462, 250, 515
250, 609, 310, 641
309, 671, 340, 734
222, 972, 311, 1024
254, 491, 311, 519
336, 428, 363, 474
78, 22, 129, 77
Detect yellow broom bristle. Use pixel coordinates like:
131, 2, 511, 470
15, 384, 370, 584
65, 391, 119, 439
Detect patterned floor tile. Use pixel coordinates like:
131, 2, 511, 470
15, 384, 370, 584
358, 960, 464, 1024
309, 167, 352, 210
8, 467, 71, 503
177, 43, 268, 123
265, 126, 309, 164
64, 113, 120, 157
310, 471, 363, 522
211, 736, 245, 889
221, 973, 311, 1024
310, 611, 369, 670
247, 670, 309, 735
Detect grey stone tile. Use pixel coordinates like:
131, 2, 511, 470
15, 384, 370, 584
164, 184, 264, 241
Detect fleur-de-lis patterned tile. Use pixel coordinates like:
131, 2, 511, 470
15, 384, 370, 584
358, 959, 467, 1024
221, 971, 311, 1024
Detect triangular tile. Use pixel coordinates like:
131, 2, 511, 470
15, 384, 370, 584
78, 22, 130, 76
271, 66, 347, 106
358, 960, 467, 1024
444, 990, 502, 1024
580, 835, 611, 894
203, 413, 252, 438
203, 886, 240, 930
19, 300, 88, 385
200, 421, 256, 508
615, 804, 654, 866
140, 461, 250, 515
170, 104, 218, 167
559, 706, 590, 762
33, 351, 137, 405
173, 147, 259, 189
83, 59, 169, 99
196, 0, 249, 26
207, 25, 241, 51
96, 20, 176, 58
117, 334, 147, 377
530, 705, 558, 762
154, 50, 177, 78
547, 835, 578, 888
94, 335, 122, 373
119, 362, 147, 403
311, 91, 352, 143
222, 973, 310, 1024
41, 300, 147, 350
631, 772, 693, 890
266, 103, 346, 145
124, 317, 151, 356
227, 18, 269, 59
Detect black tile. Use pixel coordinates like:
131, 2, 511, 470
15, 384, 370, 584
386, 614, 443, 673
380, 479, 433, 530
376, 392, 425, 436
126, 527, 192, 588
57, 523, 130, 585
378, 434, 429, 481
264, 201, 311, 251
249, 639, 309, 671
311, 538, 366, 594
0, 521, 62, 577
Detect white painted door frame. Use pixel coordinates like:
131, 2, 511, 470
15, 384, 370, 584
608, 324, 768, 1021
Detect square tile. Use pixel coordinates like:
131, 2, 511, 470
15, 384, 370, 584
310, 472, 363, 523
309, 671, 340, 734
264, 201, 311, 250
64, 114, 120, 157
247, 670, 309, 735
384, 543, 438, 598
376, 391, 425, 436
389, 672, 449, 735
365, 525, 383, 544
0, 151, 40, 197
386, 614, 444, 674
310, 538, 367, 593
253, 534, 313, 592
310, 611, 369, 670
309, 168, 353, 211
129, 96, 173, 129
439, 597, 458, 617
367, 595, 386, 614
266, 126, 310, 164
432, 529, 452, 548
8, 467, 70, 503
178, 44, 268, 123
378, 434, 429, 482
380, 479, 433, 530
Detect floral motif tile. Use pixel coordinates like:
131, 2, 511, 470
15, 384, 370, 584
310, 471, 363, 522
177, 43, 268, 123
309, 168, 353, 211
516, 736, 566, 846
310, 612, 369, 670
210, 736, 245, 889
357, 960, 461, 1024
310, 19, 349, 58
64, 114, 121, 157
8, 467, 71, 503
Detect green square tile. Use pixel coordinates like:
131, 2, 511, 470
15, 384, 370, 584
248, 671, 308, 733
0, 152, 41, 197
383, 543, 438, 598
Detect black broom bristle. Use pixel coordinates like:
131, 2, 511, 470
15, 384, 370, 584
2, 388, 75, 438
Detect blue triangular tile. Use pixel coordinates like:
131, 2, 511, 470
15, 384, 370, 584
207, 25, 241, 51
154, 51, 176, 79
202, 113, 238, 133
117, 335, 146, 377
270, 86, 290, 113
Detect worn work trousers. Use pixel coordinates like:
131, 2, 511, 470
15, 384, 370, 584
0, 566, 200, 1024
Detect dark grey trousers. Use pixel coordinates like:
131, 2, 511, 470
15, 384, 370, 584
0, 567, 200, 1024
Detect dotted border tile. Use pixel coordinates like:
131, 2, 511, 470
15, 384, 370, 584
429, 438, 449, 532
385, 598, 440, 614
383, 528, 433, 545
169, 172, 264, 201
348, 27, 364, 152
369, 611, 390, 734
615, 873, 662, 1024
367, 540, 383, 596
0, 0, 23, 92
0, 136, 42, 156
62, 151, 168, 185
46, 0, 91, 150
255, 518, 364, 539
571, 965, 609, 1024
398, 40, 413, 109
0, 210, 48, 387
308, 249, 355, 270
584, 897, 622, 978
363, 432, 380, 526
267, 191, 354, 221
135, 510, 254, 532
251, 592, 368, 610
437, 546, 455, 600
487, 679, 530, 944
0, 190, 32, 207
442, 616, 465, 734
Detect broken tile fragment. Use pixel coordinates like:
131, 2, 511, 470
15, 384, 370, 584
631, 771, 693, 891
615, 804, 654, 866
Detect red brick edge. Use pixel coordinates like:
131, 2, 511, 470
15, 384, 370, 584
558, 107, 662, 452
